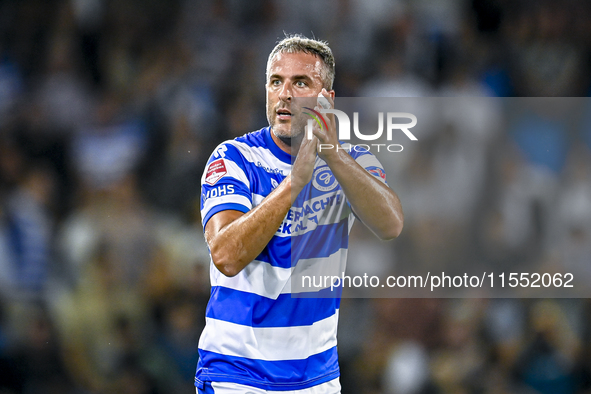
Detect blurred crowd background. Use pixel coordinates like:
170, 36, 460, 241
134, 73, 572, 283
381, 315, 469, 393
1, 0, 591, 393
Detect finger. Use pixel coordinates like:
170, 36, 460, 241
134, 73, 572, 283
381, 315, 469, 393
306, 135, 319, 153
318, 91, 332, 110
300, 132, 318, 150
316, 96, 335, 127
319, 89, 334, 108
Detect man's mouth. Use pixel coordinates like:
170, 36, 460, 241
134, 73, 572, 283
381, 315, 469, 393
276, 108, 292, 121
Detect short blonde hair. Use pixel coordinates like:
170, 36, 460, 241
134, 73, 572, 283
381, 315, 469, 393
266, 34, 335, 90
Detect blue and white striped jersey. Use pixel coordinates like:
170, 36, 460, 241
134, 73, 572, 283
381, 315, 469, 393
195, 126, 387, 391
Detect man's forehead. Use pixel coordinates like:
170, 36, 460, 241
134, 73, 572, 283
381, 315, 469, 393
268, 52, 323, 76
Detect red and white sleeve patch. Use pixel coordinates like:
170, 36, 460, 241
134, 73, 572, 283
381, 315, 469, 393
368, 167, 387, 182
205, 158, 228, 185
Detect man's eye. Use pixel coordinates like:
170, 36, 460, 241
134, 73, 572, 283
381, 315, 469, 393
272, 80, 281, 86
296, 81, 307, 87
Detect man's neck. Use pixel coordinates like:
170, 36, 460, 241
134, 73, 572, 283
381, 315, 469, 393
270, 128, 302, 156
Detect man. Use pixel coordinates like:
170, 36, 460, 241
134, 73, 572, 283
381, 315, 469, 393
195, 34, 403, 393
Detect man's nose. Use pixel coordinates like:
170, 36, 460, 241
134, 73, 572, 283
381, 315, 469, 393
279, 82, 292, 102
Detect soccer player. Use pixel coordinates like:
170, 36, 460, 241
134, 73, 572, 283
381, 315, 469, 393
196, 34, 404, 393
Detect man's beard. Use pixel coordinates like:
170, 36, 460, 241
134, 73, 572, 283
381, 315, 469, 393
272, 128, 304, 148
269, 113, 307, 147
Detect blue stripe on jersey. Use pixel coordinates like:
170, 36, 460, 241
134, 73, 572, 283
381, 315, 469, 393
196, 346, 339, 391
252, 236, 290, 267
245, 219, 349, 269
206, 286, 340, 327
202, 177, 252, 201
203, 203, 250, 228
291, 218, 349, 262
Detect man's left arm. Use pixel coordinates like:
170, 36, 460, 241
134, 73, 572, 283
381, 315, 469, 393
324, 149, 403, 240
313, 89, 403, 240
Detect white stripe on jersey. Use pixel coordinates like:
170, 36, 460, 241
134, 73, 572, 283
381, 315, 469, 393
211, 259, 292, 300
226, 140, 292, 176
224, 159, 252, 188
210, 248, 347, 297
252, 193, 266, 207
355, 152, 381, 169
198, 311, 339, 362
290, 249, 348, 293
201, 194, 253, 222
201, 378, 341, 394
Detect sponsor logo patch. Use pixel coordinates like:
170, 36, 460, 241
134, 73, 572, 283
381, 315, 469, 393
205, 158, 227, 185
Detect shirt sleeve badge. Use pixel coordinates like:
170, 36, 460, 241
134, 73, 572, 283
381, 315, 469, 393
205, 158, 228, 185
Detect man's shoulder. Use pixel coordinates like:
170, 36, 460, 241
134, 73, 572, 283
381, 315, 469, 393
209, 128, 270, 159
338, 143, 388, 183
236, 127, 268, 143
227, 127, 269, 150
208, 128, 267, 162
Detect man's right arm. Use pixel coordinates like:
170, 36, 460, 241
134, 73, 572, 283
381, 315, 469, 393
204, 177, 292, 277
204, 134, 318, 277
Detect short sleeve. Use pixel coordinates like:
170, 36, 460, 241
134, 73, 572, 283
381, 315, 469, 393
353, 150, 388, 184
200, 143, 253, 228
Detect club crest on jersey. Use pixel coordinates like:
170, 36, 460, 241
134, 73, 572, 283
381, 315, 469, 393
312, 166, 338, 192
205, 158, 227, 185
